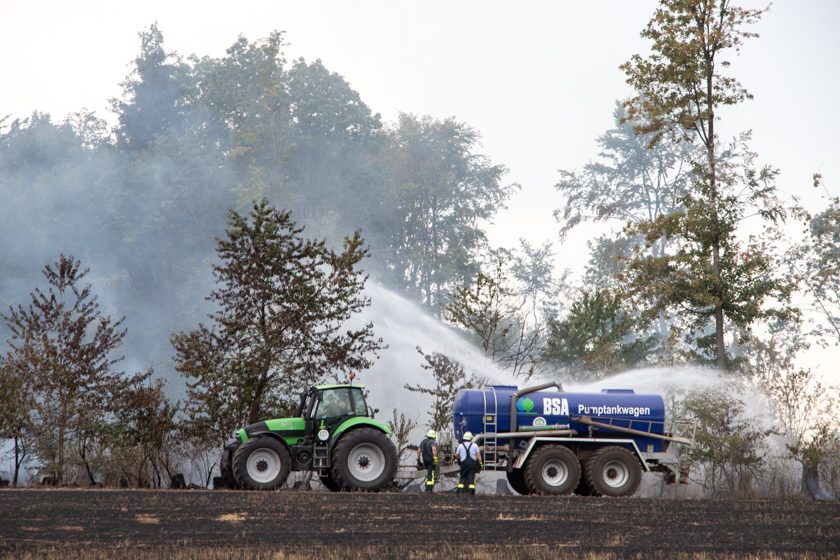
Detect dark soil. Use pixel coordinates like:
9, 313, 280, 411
1, 489, 838, 558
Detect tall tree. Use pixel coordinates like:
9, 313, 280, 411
789, 178, 840, 344
171, 199, 383, 434
621, 1, 790, 369
381, 114, 516, 315
112, 24, 190, 150
555, 102, 695, 239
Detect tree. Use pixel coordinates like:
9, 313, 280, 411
2, 255, 137, 484
682, 386, 770, 495
405, 347, 478, 433
623, 135, 794, 369
172, 199, 383, 437
621, 2, 790, 369
789, 177, 840, 344
541, 289, 655, 379
112, 24, 191, 150
445, 246, 549, 379
389, 409, 418, 462
744, 327, 839, 496
111, 378, 180, 488
0, 357, 35, 486
554, 102, 694, 239
380, 114, 516, 314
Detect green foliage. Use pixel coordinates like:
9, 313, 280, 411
446, 246, 555, 379
1, 255, 148, 484
621, 2, 791, 369
171, 200, 383, 439
682, 385, 770, 496
112, 23, 192, 150
405, 347, 478, 433
541, 289, 655, 379
379, 114, 516, 314
789, 184, 840, 343
555, 102, 694, 237
0, 356, 35, 486
621, 0, 766, 147
446, 250, 512, 357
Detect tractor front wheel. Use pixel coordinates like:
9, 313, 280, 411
232, 436, 291, 491
331, 428, 397, 491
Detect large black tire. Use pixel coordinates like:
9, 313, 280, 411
331, 428, 398, 491
219, 442, 242, 489
523, 444, 580, 496
506, 469, 531, 495
574, 459, 594, 496
319, 472, 344, 492
232, 436, 291, 491
584, 446, 642, 497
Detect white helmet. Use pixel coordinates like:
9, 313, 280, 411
426, 429, 437, 439
463, 431, 473, 441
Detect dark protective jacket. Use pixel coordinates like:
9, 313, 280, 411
420, 437, 437, 464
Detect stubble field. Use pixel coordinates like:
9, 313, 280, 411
1, 489, 838, 559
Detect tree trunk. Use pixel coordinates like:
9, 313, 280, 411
13, 436, 22, 487
707, 57, 727, 371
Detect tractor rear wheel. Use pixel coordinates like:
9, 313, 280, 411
331, 428, 397, 491
523, 444, 580, 495
506, 469, 531, 495
584, 446, 642, 497
219, 442, 242, 489
232, 436, 291, 490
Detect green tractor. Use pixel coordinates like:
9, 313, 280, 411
219, 384, 398, 491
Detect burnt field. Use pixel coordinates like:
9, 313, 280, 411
1, 489, 839, 559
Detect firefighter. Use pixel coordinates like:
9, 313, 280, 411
456, 431, 482, 495
416, 429, 439, 493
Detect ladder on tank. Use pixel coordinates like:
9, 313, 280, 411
481, 387, 503, 469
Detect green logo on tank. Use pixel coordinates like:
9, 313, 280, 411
517, 397, 535, 414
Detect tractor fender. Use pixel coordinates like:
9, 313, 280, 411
238, 430, 293, 452
330, 417, 392, 446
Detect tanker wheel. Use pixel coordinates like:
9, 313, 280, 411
523, 444, 580, 495
506, 469, 531, 495
219, 442, 242, 489
232, 436, 291, 490
584, 446, 642, 497
319, 472, 344, 492
574, 459, 594, 496
331, 428, 397, 491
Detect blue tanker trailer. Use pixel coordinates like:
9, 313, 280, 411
452, 382, 693, 496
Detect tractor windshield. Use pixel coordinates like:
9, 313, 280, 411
314, 387, 367, 420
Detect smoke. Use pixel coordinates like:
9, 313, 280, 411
353, 281, 515, 426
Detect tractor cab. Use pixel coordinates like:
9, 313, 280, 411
299, 384, 372, 442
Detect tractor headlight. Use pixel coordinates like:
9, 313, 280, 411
317, 429, 330, 441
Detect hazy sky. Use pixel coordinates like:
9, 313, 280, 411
2, 1, 839, 379
4, 0, 838, 251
